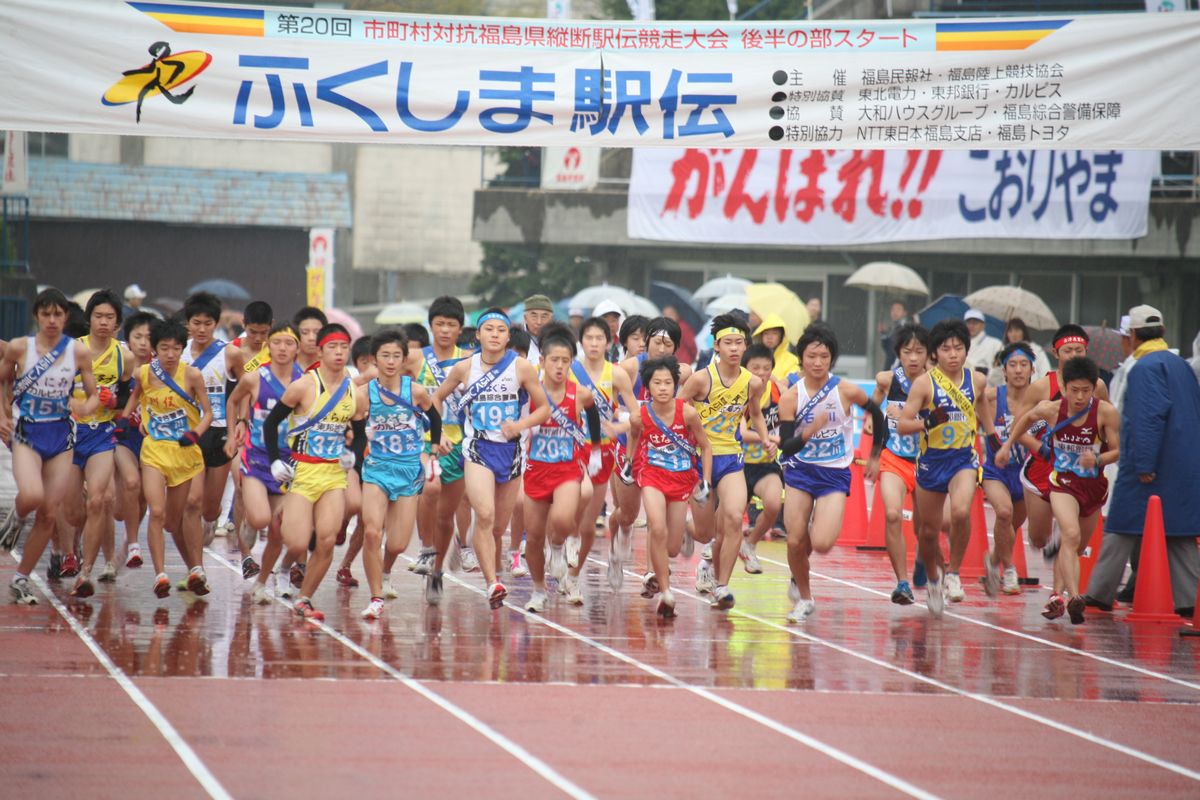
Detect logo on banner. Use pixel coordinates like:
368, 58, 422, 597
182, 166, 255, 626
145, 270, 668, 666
102, 42, 210, 121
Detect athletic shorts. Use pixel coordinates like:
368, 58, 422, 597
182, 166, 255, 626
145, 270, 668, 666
1050, 469, 1108, 519
916, 447, 979, 494
744, 460, 783, 499
13, 418, 74, 460
199, 426, 232, 469
115, 417, 143, 458
587, 443, 616, 486
241, 447, 286, 495
524, 457, 583, 503
983, 461, 1025, 502
637, 463, 696, 503
72, 421, 116, 468
289, 460, 346, 504
783, 460, 851, 499
363, 454, 424, 501
465, 437, 522, 484
1021, 455, 1052, 501
438, 442, 465, 485
141, 437, 204, 488
880, 448, 916, 494
699, 452, 745, 489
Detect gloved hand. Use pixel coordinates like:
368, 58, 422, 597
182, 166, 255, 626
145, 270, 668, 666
97, 386, 118, 410
424, 456, 442, 482
617, 457, 635, 485
924, 407, 951, 430
177, 430, 201, 448
587, 446, 603, 478
692, 479, 711, 504
270, 459, 295, 484
338, 450, 356, 471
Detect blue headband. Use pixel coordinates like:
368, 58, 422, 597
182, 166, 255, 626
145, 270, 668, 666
1005, 346, 1035, 366
478, 311, 511, 328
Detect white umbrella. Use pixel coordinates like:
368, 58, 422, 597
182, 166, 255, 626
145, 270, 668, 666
693, 274, 751, 304
963, 285, 1059, 330
844, 261, 929, 296
567, 283, 638, 313
623, 293, 661, 318
705, 292, 750, 316
375, 302, 427, 326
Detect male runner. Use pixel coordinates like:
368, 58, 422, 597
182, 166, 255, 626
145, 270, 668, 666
739, 343, 784, 575
115, 311, 155, 569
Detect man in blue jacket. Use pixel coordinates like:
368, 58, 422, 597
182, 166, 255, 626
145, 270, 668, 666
1085, 305, 1200, 616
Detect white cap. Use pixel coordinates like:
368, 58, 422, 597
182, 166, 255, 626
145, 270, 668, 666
592, 299, 624, 318
963, 308, 986, 323
1118, 315, 1132, 336
1128, 304, 1163, 329
124, 283, 147, 300
568, 307, 584, 317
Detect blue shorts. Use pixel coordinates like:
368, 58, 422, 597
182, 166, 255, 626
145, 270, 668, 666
363, 454, 424, 501
72, 422, 116, 468
465, 437, 522, 484
115, 418, 143, 458
241, 447, 287, 496
13, 418, 75, 461
697, 452, 746, 489
782, 460, 851, 499
917, 447, 979, 494
982, 462, 1024, 501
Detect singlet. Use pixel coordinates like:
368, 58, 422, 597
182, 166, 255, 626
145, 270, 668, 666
462, 353, 525, 445
289, 371, 355, 463
419, 345, 469, 445
784, 377, 854, 469
182, 338, 230, 428
139, 361, 201, 442
247, 363, 302, 454
15, 335, 76, 423
570, 359, 614, 445
630, 353, 649, 401
884, 367, 921, 461
638, 399, 694, 473
367, 377, 424, 459
1028, 371, 1061, 450
73, 336, 123, 425
695, 362, 752, 456
1050, 398, 1105, 479
744, 379, 781, 465
923, 368, 976, 452
989, 385, 1028, 466
528, 381, 580, 465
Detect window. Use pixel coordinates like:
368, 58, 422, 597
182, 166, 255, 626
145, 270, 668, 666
0, 132, 67, 159
1078, 275, 1120, 329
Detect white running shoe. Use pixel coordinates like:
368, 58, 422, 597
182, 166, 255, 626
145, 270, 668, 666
250, 583, 271, 605
511, 551, 529, 578
606, 555, 623, 591
656, 590, 676, 618
701, 542, 713, 562
562, 574, 584, 606
927, 576, 945, 618
944, 572, 965, 602
277, 571, 294, 599
425, 571, 443, 606
640, 571, 659, 599
565, 535, 581, 569
382, 575, 398, 600
787, 598, 816, 623
125, 543, 143, 569
712, 584, 735, 610
217, 520, 234, 538
981, 553, 1001, 597
615, 528, 633, 561
416, 547, 437, 576
525, 589, 548, 614
445, 541, 462, 573
788, 578, 800, 604
1001, 566, 1021, 596
548, 545, 567, 582
10, 576, 37, 605
98, 562, 117, 583
459, 546, 480, 573
694, 560, 716, 594
361, 598, 386, 620
740, 540, 763, 574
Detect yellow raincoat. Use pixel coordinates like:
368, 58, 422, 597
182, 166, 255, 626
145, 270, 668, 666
753, 313, 799, 382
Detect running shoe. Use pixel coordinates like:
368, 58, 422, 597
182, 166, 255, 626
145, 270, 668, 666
944, 572, 965, 603
59, 552, 80, 578
1067, 594, 1086, 625
250, 583, 270, 605
788, 577, 800, 604
1001, 566, 1021, 596
425, 571, 443, 606
335, 567, 358, 588
242, 557, 261, 581
445, 540, 461, 573
548, 546, 567, 582
981, 552, 1001, 598
787, 598, 816, 623
361, 597, 386, 621
656, 590, 676, 619
615, 528, 633, 561
487, 582, 508, 610
217, 520, 234, 538
562, 574, 584, 606
98, 562, 117, 583
712, 584, 735, 611
187, 567, 211, 597
606, 554, 623, 591
694, 560, 716, 594
680, 528, 695, 558
202, 519, 217, 547
891, 581, 915, 605
640, 571, 659, 599
565, 535, 581, 569
383, 575, 398, 600
701, 542, 713, 562
510, 550, 529, 578
294, 598, 324, 622
460, 546, 480, 573
740, 540, 763, 574
289, 562, 305, 588
153, 573, 172, 599
1042, 594, 1065, 620
926, 576, 945, 618
912, 558, 928, 588
10, 576, 37, 605
125, 543, 143, 569
70, 574, 95, 599
277, 571, 295, 599
525, 589, 548, 614
1042, 527, 1061, 564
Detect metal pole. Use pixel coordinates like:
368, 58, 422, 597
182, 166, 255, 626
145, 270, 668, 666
865, 289, 877, 377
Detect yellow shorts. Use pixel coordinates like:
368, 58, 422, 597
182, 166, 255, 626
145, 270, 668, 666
289, 461, 347, 504
141, 438, 204, 488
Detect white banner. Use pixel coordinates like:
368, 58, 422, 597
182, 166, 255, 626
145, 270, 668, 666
628, 147, 1156, 244
0, 2, 1198, 150
2, 131, 28, 195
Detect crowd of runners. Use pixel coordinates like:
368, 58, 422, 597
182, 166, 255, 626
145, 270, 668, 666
0, 286, 1120, 625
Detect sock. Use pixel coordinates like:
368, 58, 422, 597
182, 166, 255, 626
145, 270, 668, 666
14, 571, 28, 581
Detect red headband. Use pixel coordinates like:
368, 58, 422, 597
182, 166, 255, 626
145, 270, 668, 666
1054, 334, 1087, 352
318, 331, 351, 348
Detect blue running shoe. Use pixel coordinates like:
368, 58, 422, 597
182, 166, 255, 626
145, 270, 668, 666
912, 558, 928, 588
891, 581, 915, 605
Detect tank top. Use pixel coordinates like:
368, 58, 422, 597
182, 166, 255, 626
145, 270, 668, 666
73, 336, 123, 425
639, 399, 694, 473
247, 363, 302, 453
988, 385, 1028, 466
15, 335, 76, 422
419, 345, 469, 444
139, 362, 201, 442
923, 368, 976, 452
462, 353, 525, 445
367, 377, 424, 458
289, 372, 355, 463
529, 381, 580, 465
570, 359, 613, 444
1050, 398, 1105, 479
744, 379, 780, 465
784, 377, 854, 469
695, 362, 752, 456
630, 353, 649, 401
884, 367, 921, 461
182, 338, 229, 428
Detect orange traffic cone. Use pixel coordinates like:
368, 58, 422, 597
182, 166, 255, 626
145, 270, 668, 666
1078, 516, 1106, 596
957, 489, 990, 579
1126, 496, 1180, 625
859, 481, 889, 552
838, 462, 869, 547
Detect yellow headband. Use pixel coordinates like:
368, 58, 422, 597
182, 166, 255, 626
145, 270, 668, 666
714, 327, 745, 342
269, 328, 300, 343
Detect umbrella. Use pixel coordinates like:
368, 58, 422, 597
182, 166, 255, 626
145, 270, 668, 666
623, 293, 661, 318
1082, 326, 1126, 371
375, 302, 427, 326
844, 261, 930, 296
325, 307, 364, 340
567, 283, 638, 314
746, 282, 810, 344
963, 285, 1059, 330
650, 280, 706, 332
692, 273, 751, 304
188, 278, 251, 302
72, 288, 100, 307
705, 292, 750, 316
916, 294, 1005, 340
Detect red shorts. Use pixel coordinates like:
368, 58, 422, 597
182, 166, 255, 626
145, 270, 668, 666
1022, 455, 1053, 500
584, 443, 616, 486
1049, 470, 1108, 519
634, 461, 696, 503
524, 458, 583, 503
880, 449, 916, 494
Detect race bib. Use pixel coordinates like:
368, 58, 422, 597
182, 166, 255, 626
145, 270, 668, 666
148, 409, 188, 441
799, 431, 847, 464
471, 400, 519, 431
530, 428, 576, 464
371, 416, 421, 455
648, 443, 691, 473
1053, 442, 1099, 478
305, 422, 346, 459
886, 417, 920, 458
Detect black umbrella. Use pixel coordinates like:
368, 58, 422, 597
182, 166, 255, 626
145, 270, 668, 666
188, 278, 251, 302
650, 281, 705, 332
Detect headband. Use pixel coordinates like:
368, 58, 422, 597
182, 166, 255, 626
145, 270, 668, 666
270, 328, 299, 343
1005, 346, 1035, 366
714, 327, 746, 341
318, 331, 351, 348
1053, 334, 1087, 352
477, 311, 511, 328
646, 326, 674, 341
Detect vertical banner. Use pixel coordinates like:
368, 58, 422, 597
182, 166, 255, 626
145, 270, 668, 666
306, 265, 325, 309
308, 227, 334, 310
1, 131, 28, 195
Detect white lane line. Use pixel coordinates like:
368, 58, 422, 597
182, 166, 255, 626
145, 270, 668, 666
410, 557, 943, 800
757, 552, 1200, 693
10, 552, 232, 800
590, 554, 1200, 784
203, 549, 594, 800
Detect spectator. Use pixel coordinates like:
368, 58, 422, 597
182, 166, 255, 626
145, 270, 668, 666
990, 317, 1051, 384
1086, 305, 1200, 617
1190, 328, 1200, 385
568, 307, 584, 336
662, 304, 696, 366
522, 293, 554, 361
123, 283, 147, 318
592, 299, 625, 361
879, 300, 913, 368
964, 308, 1002, 379
752, 313, 799, 382
806, 296, 822, 323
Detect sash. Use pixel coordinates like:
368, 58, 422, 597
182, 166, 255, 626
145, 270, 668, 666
258, 364, 300, 401
796, 376, 840, 424
1050, 403, 1091, 440
631, 352, 648, 399
892, 366, 911, 396
377, 379, 430, 430
459, 351, 517, 408
542, 383, 589, 448
423, 345, 467, 417
190, 339, 227, 373
645, 403, 696, 457
571, 361, 613, 422
14, 336, 71, 400
287, 375, 351, 439
150, 359, 201, 412
929, 368, 976, 432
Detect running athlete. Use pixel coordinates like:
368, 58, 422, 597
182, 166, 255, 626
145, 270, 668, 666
678, 315, 772, 610
225, 322, 302, 592
124, 318, 213, 599
738, 344, 785, 575
115, 312, 155, 569
604, 313, 649, 567
779, 324, 886, 623
629, 356, 712, 618
0, 289, 99, 604
67, 290, 135, 597
997, 356, 1119, 623
263, 323, 358, 622
979, 341, 1036, 597
870, 323, 930, 604
292, 306, 327, 372
331, 335, 373, 589
897, 319, 994, 617
220, 301, 274, 546
523, 325, 603, 612
432, 308, 552, 609
355, 329, 440, 619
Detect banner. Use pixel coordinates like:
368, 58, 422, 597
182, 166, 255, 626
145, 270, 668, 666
628, 147, 1156, 244
2, 131, 28, 195
0, 2, 1198, 150
308, 227, 334, 310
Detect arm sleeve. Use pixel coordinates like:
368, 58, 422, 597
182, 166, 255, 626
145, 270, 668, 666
263, 401, 293, 463
426, 405, 442, 448
585, 404, 602, 446
1127, 361, 1168, 475
778, 419, 806, 458
115, 378, 134, 409
863, 400, 886, 459
350, 418, 367, 470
